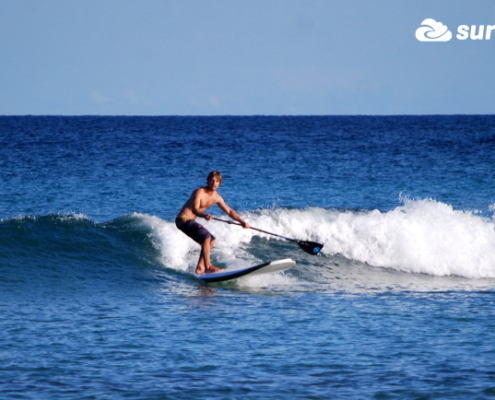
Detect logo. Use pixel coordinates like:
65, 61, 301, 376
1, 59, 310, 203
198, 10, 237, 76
416, 18, 495, 41
415, 18, 452, 42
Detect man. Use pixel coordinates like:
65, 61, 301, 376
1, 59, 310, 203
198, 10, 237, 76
175, 171, 250, 274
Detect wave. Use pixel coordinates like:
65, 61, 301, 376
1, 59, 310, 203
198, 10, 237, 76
0, 214, 165, 292
319, 199, 495, 279
135, 201, 495, 280
1, 199, 495, 290
148, 200, 495, 280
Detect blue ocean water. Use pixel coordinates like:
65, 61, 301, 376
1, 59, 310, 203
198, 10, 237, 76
1, 115, 495, 399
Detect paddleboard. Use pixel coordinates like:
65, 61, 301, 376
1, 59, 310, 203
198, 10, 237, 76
196, 258, 296, 283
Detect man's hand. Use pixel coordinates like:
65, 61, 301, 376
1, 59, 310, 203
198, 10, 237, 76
241, 221, 250, 229
205, 214, 213, 221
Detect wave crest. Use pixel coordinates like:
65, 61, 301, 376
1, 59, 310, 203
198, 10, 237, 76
322, 199, 495, 279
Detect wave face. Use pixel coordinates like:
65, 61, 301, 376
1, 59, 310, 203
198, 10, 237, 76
0, 214, 164, 295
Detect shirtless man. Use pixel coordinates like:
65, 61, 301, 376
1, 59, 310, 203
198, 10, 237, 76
175, 171, 250, 274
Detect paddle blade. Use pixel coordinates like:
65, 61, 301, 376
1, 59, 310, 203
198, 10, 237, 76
298, 241, 324, 255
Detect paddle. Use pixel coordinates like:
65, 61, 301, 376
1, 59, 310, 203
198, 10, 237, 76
213, 217, 324, 255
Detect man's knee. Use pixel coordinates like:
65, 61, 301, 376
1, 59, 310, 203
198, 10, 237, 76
202, 236, 215, 247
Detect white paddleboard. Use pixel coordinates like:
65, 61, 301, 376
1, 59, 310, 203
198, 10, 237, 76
195, 258, 296, 283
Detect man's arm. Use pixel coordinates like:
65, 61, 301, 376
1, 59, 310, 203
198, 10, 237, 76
217, 197, 250, 229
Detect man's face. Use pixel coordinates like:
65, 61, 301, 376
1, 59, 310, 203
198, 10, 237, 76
208, 177, 221, 191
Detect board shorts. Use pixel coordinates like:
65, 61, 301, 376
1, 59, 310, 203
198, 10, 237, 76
175, 217, 215, 245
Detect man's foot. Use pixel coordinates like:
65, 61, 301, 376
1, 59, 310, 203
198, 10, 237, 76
195, 264, 207, 275
206, 265, 223, 273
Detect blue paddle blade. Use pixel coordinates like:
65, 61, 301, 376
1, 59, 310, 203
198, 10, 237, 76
298, 241, 324, 255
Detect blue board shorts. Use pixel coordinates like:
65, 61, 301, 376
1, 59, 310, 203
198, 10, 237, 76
175, 217, 215, 245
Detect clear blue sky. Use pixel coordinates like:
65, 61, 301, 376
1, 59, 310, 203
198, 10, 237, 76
1, 0, 494, 115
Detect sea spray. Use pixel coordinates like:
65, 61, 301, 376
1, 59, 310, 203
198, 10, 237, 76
323, 199, 495, 278
139, 212, 256, 273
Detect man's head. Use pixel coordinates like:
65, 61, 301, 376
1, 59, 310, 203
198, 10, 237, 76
207, 170, 222, 188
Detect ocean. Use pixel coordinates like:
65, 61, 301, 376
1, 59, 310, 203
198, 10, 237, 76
1, 115, 495, 399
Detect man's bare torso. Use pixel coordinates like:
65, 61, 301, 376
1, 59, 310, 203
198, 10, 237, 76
178, 187, 222, 220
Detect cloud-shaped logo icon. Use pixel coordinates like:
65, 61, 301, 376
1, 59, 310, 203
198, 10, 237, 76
416, 18, 452, 42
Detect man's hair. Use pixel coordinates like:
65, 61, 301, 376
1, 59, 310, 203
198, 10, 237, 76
207, 170, 222, 185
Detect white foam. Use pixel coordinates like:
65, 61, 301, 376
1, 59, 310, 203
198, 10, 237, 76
134, 213, 258, 273
131, 213, 196, 272
321, 199, 495, 279
232, 270, 297, 288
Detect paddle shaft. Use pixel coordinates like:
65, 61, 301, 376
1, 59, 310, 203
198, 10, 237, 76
212, 217, 323, 255
213, 217, 298, 242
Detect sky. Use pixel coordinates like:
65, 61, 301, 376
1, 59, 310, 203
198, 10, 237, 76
1, 0, 495, 116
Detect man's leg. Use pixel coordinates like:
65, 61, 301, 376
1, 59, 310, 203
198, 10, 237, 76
195, 252, 206, 274
196, 237, 221, 274
195, 237, 211, 274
